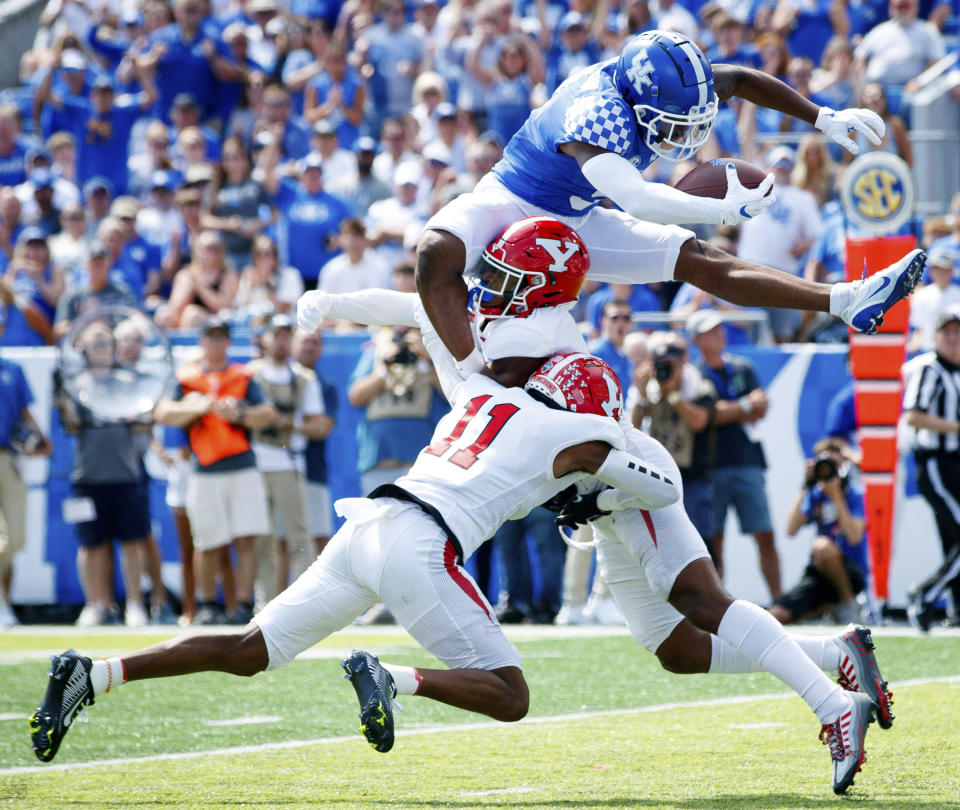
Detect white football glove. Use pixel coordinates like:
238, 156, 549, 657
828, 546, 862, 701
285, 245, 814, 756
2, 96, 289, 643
715, 163, 775, 226
815, 107, 885, 155
296, 290, 333, 332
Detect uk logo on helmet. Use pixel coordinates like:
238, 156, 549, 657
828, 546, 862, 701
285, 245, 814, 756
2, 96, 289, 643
625, 49, 654, 93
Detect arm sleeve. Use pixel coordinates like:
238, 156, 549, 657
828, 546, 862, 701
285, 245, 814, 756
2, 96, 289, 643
580, 151, 725, 226
593, 448, 681, 509
413, 301, 464, 404
324, 289, 420, 327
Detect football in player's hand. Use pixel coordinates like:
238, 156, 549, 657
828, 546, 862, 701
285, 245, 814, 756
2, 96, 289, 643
674, 159, 770, 199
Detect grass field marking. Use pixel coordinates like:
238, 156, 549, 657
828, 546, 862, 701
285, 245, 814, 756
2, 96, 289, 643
458, 787, 537, 797
4, 674, 958, 778
202, 715, 283, 727
0, 714, 23, 721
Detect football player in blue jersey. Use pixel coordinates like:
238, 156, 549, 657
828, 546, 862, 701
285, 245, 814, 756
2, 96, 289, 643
415, 30, 925, 385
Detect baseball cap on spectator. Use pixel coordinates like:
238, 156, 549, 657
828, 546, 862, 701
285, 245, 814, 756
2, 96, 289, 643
88, 240, 110, 259
172, 92, 199, 112
17, 226, 47, 245
201, 316, 231, 336
61, 50, 87, 72
300, 152, 324, 171
394, 162, 422, 187
151, 170, 178, 192
435, 102, 457, 121
930, 252, 955, 271
24, 146, 51, 170
268, 313, 294, 332
29, 167, 54, 190
686, 309, 724, 336
110, 197, 139, 220
935, 304, 960, 331
766, 145, 796, 169
264, 16, 287, 36
92, 75, 114, 92
353, 136, 378, 154
252, 130, 275, 150
185, 163, 215, 187
313, 119, 336, 137
477, 130, 504, 150
248, 0, 279, 12
120, 9, 144, 26
423, 141, 452, 166
83, 176, 114, 197
560, 11, 587, 30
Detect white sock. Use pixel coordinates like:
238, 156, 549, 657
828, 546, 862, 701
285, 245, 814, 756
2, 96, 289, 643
709, 634, 842, 676
383, 663, 422, 696
89, 657, 126, 695
829, 281, 856, 316
716, 600, 848, 724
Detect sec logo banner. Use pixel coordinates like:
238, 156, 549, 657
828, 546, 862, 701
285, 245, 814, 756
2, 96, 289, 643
840, 152, 915, 234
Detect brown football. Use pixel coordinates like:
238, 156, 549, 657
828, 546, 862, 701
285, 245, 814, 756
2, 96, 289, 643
674, 159, 769, 199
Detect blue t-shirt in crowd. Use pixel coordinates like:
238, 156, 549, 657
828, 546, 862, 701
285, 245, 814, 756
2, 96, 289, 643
587, 335, 632, 393
146, 24, 227, 119
848, 0, 888, 38
111, 236, 163, 300
305, 69, 365, 150
546, 41, 602, 93
304, 373, 339, 485
824, 381, 856, 445
486, 74, 533, 145
704, 43, 762, 70
585, 284, 661, 332
58, 93, 143, 195
786, 0, 836, 65
0, 357, 32, 448
0, 136, 33, 187
273, 177, 352, 283
802, 478, 868, 578
0, 304, 46, 347
289, 0, 342, 27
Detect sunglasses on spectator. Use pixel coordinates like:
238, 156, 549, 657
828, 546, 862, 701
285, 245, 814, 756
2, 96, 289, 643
606, 314, 632, 321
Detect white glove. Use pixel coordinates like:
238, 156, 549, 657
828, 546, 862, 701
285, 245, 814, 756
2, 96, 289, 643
716, 163, 775, 225
296, 290, 333, 332
815, 107, 885, 155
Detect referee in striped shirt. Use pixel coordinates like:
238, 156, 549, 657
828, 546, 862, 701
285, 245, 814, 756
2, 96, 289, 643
904, 304, 960, 631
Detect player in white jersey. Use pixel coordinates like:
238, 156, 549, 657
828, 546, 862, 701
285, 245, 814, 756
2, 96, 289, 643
28, 324, 679, 763
414, 30, 925, 388
300, 216, 893, 795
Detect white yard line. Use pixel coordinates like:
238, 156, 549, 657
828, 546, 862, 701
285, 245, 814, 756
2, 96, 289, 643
3, 674, 958, 777
202, 716, 282, 727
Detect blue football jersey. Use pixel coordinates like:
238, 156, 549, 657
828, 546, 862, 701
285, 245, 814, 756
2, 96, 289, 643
492, 59, 656, 218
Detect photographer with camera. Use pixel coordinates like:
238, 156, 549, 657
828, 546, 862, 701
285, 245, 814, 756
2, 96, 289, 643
771, 438, 867, 625
631, 331, 717, 551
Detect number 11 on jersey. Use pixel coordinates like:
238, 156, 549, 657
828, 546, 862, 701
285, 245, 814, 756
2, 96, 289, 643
424, 395, 520, 470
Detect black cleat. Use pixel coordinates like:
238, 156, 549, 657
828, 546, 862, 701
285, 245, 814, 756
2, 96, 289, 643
341, 650, 398, 753
906, 586, 935, 633
29, 650, 95, 762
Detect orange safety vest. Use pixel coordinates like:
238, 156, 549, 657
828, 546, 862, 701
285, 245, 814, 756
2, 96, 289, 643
177, 362, 254, 467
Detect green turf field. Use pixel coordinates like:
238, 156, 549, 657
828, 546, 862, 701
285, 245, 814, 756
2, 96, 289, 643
2, 627, 959, 809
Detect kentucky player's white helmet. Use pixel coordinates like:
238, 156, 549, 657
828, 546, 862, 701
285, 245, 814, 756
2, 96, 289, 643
525, 353, 623, 421
614, 30, 718, 161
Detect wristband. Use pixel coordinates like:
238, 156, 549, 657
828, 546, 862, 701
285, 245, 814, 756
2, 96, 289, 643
738, 395, 753, 414
454, 347, 485, 378
667, 391, 682, 407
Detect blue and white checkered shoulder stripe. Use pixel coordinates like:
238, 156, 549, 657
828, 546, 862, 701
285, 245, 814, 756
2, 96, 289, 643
563, 96, 632, 155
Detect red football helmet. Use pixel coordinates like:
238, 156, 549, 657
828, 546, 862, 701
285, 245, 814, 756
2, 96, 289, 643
524, 353, 623, 421
467, 217, 589, 319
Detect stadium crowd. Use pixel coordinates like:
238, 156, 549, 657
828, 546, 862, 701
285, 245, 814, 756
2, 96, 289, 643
1, 0, 959, 629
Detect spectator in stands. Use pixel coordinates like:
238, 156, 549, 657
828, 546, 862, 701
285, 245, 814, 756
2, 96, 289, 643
54, 242, 138, 340
17, 154, 80, 224
493, 508, 566, 624
0, 306, 52, 625
347, 325, 438, 494
159, 230, 239, 328
215, 23, 267, 129
247, 314, 330, 602
633, 331, 717, 554
234, 233, 304, 318
6, 228, 62, 331
128, 121, 175, 201
135, 172, 183, 250
0, 274, 52, 346
169, 93, 223, 163
854, 0, 945, 113
260, 84, 312, 161
371, 116, 418, 186
358, 0, 425, 126
154, 317, 276, 625
203, 137, 271, 271
34, 62, 157, 196
161, 187, 204, 285
738, 146, 822, 342
772, 438, 867, 624
588, 298, 634, 392
335, 136, 392, 215
771, 0, 841, 66
106, 200, 165, 299
47, 131, 78, 185
318, 218, 390, 295
847, 82, 913, 166
824, 355, 857, 445
409, 71, 449, 150
811, 37, 860, 111
366, 162, 426, 270
0, 104, 31, 187
791, 135, 838, 207
49, 203, 90, 280
227, 70, 269, 148
262, 141, 352, 286
20, 169, 62, 237
585, 282, 661, 336
690, 310, 782, 599
706, 14, 762, 69
174, 126, 215, 178
545, 12, 600, 93
291, 327, 337, 554
909, 253, 960, 353
0, 189, 24, 258
55, 321, 153, 627
82, 177, 113, 238
282, 19, 331, 116
649, 0, 698, 41
309, 119, 358, 194
303, 39, 365, 151
476, 38, 538, 146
